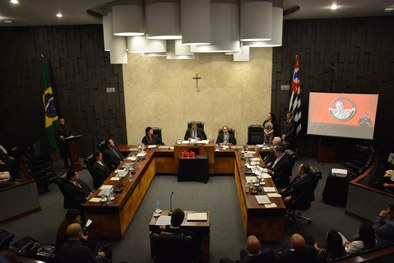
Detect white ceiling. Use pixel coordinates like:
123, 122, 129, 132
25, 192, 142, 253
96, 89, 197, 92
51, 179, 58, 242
0, 0, 393, 26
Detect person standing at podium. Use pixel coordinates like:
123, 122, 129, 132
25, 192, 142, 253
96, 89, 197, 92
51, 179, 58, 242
102, 138, 124, 171
184, 122, 207, 141
56, 118, 71, 168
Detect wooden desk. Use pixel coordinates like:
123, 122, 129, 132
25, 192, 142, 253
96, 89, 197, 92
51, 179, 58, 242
149, 210, 210, 263
174, 142, 215, 174
233, 151, 286, 241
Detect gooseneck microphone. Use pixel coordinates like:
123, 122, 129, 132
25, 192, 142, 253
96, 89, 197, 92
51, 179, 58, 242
168, 192, 174, 216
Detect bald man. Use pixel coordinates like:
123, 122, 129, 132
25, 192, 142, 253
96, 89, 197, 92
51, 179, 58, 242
55, 223, 105, 263
219, 235, 274, 263
277, 233, 316, 263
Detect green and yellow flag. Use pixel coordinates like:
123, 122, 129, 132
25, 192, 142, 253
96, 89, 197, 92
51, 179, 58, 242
41, 55, 59, 150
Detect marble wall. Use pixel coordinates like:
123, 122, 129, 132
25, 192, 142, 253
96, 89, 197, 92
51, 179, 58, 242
123, 48, 272, 145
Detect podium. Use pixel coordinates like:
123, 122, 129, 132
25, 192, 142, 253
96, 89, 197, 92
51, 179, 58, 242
64, 135, 82, 171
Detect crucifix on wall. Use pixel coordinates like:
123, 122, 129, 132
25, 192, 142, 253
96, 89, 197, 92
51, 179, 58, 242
193, 73, 201, 92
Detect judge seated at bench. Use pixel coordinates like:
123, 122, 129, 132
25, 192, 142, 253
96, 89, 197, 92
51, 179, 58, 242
216, 125, 237, 145
281, 164, 312, 209
184, 122, 207, 141
265, 145, 290, 187
102, 138, 124, 171
142, 127, 163, 145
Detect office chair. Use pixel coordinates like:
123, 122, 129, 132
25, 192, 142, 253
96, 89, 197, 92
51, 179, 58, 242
97, 140, 106, 152
287, 166, 322, 228
83, 154, 101, 189
187, 121, 204, 130
247, 124, 264, 144
152, 127, 162, 141
285, 149, 297, 177
151, 231, 194, 263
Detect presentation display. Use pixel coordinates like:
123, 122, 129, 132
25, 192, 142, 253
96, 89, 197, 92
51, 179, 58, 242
307, 92, 379, 140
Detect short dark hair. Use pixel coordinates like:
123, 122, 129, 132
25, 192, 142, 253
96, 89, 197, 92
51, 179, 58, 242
65, 209, 80, 221
145, 127, 153, 134
274, 145, 284, 153
94, 150, 102, 159
170, 208, 185, 227
105, 138, 113, 146
301, 164, 310, 174
66, 169, 77, 180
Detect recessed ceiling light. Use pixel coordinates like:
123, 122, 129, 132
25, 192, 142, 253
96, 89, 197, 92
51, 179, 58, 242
56, 12, 63, 18
384, 7, 394, 12
4, 20, 13, 24
10, 0, 19, 4
330, 3, 338, 10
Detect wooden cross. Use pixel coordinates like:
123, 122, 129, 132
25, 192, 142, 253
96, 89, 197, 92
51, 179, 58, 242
193, 73, 201, 92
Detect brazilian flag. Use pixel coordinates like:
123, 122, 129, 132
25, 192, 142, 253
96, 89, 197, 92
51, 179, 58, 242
41, 55, 59, 150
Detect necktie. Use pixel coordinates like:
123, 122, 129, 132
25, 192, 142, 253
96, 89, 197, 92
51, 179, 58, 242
75, 182, 82, 189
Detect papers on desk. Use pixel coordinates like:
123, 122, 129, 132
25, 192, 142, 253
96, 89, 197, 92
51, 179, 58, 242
264, 203, 278, 208
110, 177, 120, 181
89, 197, 102, 203
181, 140, 190, 144
187, 212, 208, 221
156, 215, 171, 226
200, 140, 209, 144
136, 152, 146, 157
129, 148, 138, 152
220, 145, 229, 149
267, 193, 282, 198
255, 195, 271, 204
98, 185, 113, 197
245, 176, 258, 183
148, 145, 156, 149
251, 166, 271, 178
158, 145, 171, 149
115, 169, 129, 178
263, 187, 276, 193
100, 185, 113, 190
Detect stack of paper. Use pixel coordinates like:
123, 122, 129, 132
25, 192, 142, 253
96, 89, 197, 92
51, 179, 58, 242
136, 152, 146, 157
263, 187, 276, 193
156, 216, 171, 226
255, 195, 271, 204
187, 212, 208, 221
245, 176, 258, 183
148, 145, 157, 149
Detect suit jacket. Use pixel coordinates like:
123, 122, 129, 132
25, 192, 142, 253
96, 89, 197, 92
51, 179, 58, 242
55, 124, 71, 142
267, 154, 290, 187
55, 239, 98, 263
91, 161, 110, 189
216, 133, 237, 145
277, 245, 317, 263
142, 134, 163, 145
282, 173, 313, 201
238, 248, 275, 263
281, 119, 296, 146
103, 146, 124, 171
63, 179, 92, 209
184, 128, 207, 140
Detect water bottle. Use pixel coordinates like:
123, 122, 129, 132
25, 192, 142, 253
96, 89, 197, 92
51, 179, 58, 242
215, 144, 219, 151
177, 136, 181, 144
109, 187, 114, 201
155, 200, 161, 213
138, 144, 142, 152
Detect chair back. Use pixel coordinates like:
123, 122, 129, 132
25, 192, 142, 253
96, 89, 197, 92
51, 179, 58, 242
187, 121, 204, 130
55, 176, 71, 209
152, 127, 162, 141
97, 140, 106, 151
307, 166, 322, 202
285, 149, 297, 177
151, 231, 193, 263
247, 124, 264, 144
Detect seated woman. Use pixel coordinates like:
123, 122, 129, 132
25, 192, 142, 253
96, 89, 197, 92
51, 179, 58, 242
314, 230, 346, 263
344, 223, 376, 254
142, 127, 164, 145
91, 151, 110, 189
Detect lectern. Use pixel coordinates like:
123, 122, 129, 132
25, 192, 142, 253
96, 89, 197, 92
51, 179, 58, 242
64, 135, 82, 171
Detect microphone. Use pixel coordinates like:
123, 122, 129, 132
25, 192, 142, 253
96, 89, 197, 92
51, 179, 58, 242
168, 191, 174, 216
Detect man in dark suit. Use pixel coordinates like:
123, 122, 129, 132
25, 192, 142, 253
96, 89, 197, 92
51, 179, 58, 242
216, 125, 237, 145
184, 122, 207, 140
263, 136, 282, 167
102, 138, 124, 171
276, 233, 317, 263
281, 112, 296, 149
55, 118, 71, 168
219, 235, 274, 263
63, 169, 93, 218
91, 151, 110, 189
281, 164, 313, 209
141, 127, 164, 145
266, 145, 290, 187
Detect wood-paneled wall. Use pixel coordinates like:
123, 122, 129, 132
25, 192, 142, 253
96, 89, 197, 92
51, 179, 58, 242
0, 25, 126, 156
271, 16, 394, 156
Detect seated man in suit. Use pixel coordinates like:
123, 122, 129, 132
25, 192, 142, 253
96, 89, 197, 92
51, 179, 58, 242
266, 145, 290, 187
142, 127, 163, 145
102, 138, 124, 171
63, 169, 93, 219
216, 125, 237, 145
219, 235, 274, 263
91, 151, 110, 189
276, 233, 317, 263
281, 164, 313, 209
263, 136, 282, 167
184, 122, 207, 141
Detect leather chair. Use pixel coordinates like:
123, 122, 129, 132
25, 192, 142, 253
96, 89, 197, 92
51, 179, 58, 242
152, 127, 162, 141
83, 154, 100, 189
247, 124, 264, 144
287, 166, 322, 228
285, 149, 297, 177
187, 121, 204, 130
97, 140, 106, 152
151, 231, 194, 263
55, 176, 72, 209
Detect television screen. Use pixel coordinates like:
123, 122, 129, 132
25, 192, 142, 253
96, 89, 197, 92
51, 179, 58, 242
307, 92, 379, 140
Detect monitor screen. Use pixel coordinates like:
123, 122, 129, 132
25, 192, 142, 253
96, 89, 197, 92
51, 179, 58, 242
307, 92, 379, 140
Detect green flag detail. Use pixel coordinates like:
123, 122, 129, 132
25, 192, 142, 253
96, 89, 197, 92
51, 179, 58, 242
41, 55, 59, 150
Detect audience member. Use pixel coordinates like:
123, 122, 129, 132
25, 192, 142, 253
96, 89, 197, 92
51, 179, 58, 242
381, 170, 394, 192
55, 223, 106, 263
373, 204, 394, 245
219, 235, 274, 263
0, 144, 18, 178
102, 138, 124, 171
344, 223, 375, 254
63, 169, 93, 219
0, 171, 13, 188
263, 136, 282, 167
216, 125, 237, 145
55, 118, 71, 168
91, 151, 110, 189
314, 230, 346, 263
184, 122, 207, 141
276, 233, 317, 263
266, 145, 290, 187
263, 113, 275, 145
281, 112, 296, 149
142, 127, 164, 145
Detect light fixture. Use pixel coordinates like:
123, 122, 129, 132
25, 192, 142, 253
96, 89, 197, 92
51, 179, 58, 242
56, 12, 63, 18
330, 3, 338, 10
102, 11, 112, 51
10, 0, 19, 5
233, 46, 250, 62
384, 7, 394, 12
166, 40, 194, 59
4, 20, 13, 24
127, 36, 167, 53
191, 0, 240, 53
240, 0, 272, 42
145, 0, 182, 40
110, 36, 128, 64
181, 0, 211, 45
112, 1, 144, 36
